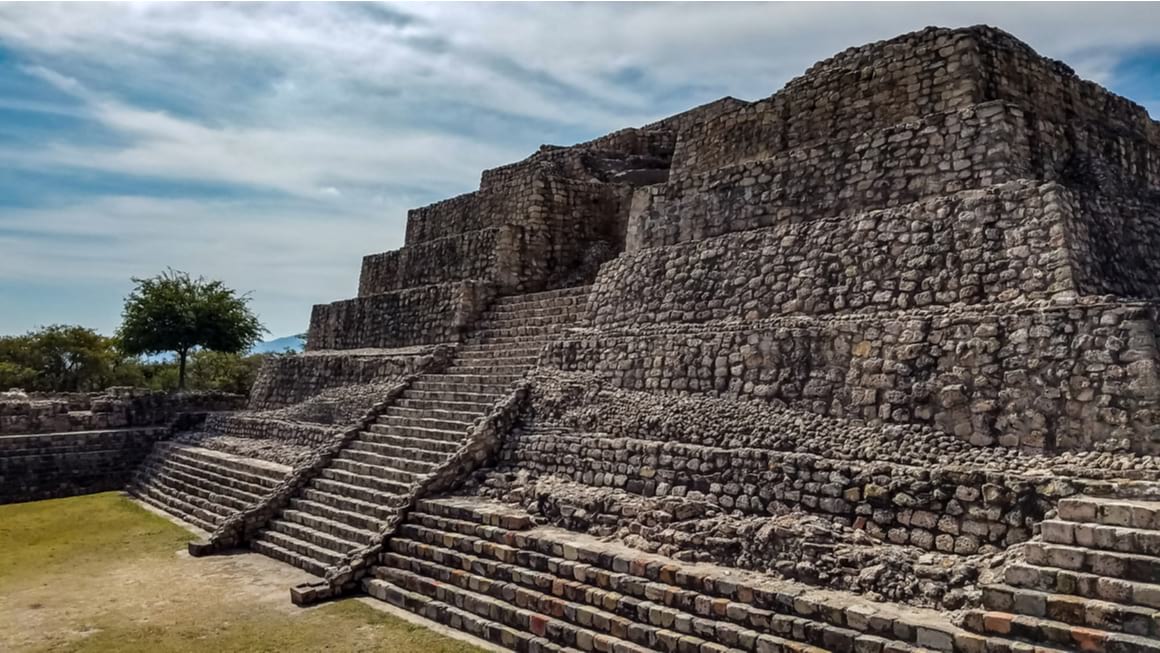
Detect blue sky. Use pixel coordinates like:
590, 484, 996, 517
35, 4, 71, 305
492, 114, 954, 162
1, 3, 1158, 338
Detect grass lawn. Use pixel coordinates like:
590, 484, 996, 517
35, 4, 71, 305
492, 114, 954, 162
0, 492, 487, 653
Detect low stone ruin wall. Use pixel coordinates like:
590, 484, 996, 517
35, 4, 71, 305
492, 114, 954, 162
0, 388, 245, 436
546, 301, 1160, 453
307, 281, 494, 350
358, 227, 523, 296
0, 427, 169, 504
249, 345, 452, 410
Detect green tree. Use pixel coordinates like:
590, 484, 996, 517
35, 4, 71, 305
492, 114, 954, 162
187, 350, 270, 396
117, 270, 266, 390
0, 326, 122, 392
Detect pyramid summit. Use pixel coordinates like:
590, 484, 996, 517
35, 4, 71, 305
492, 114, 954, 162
7, 25, 1160, 652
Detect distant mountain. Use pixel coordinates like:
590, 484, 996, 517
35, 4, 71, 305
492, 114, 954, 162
251, 334, 306, 355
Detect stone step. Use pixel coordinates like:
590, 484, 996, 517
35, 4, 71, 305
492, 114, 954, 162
1004, 563, 1160, 610
346, 439, 452, 465
394, 397, 490, 415
318, 467, 411, 495
156, 443, 289, 485
334, 447, 437, 474
136, 465, 257, 512
329, 458, 425, 485
268, 517, 362, 555
490, 286, 590, 305
442, 364, 533, 376
299, 487, 399, 522
370, 565, 660, 653
250, 537, 328, 577
410, 379, 518, 395
401, 388, 503, 406
358, 430, 461, 454
363, 577, 570, 653
308, 476, 411, 508
280, 508, 379, 546
380, 406, 484, 425
1026, 542, 1160, 583
1041, 519, 1160, 557
367, 423, 467, 443
963, 610, 1160, 653
467, 316, 575, 333
285, 498, 385, 535
253, 528, 346, 568
382, 537, 876, 653
131, 472, 235, 520
379, 549, 780, 653
411, 499, 963, 651
982, 583, 1160, 637
131, 482, 222, 532
159, 456, 272, 501
414, 373, 522, 387
455, 342, 547, 357
1058, 496, 1160, 530
375, 412, 475, 432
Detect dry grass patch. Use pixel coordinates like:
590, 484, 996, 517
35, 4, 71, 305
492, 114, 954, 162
0, 492, 485, 653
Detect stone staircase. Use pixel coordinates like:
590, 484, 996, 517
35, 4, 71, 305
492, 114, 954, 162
130, 441, 291, 533
364, 496, 1002, 653
249, 285, 591, 576
966, 495, 1160, 652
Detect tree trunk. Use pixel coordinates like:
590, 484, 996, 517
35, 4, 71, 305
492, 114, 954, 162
178, 349, 188, 390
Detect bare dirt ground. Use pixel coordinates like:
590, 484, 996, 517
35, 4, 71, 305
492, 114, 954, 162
0, 492, 487, 653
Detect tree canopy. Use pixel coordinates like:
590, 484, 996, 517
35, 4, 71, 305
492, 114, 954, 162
118, 270, 265, 389
0, 325, 136, 392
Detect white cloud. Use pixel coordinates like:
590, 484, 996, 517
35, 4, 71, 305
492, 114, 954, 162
0, 2, 1157, 336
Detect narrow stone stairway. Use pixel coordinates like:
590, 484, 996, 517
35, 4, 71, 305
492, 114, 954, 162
131, 441, 291, 533
250, 285, 591, 576
966, 495, 1160, 653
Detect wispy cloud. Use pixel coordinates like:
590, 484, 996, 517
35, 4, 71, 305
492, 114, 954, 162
0, 2, 1157, 336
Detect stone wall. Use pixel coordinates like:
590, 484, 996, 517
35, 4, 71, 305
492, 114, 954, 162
307, 281, 493, 350
600, 181, 1077, 327
249, 346, 448, 410
358, 227, 524, 296
0, 427, 169, 504
0, 388, 244, 436
547, 301, 1160, 453
630, 101, 1032, 250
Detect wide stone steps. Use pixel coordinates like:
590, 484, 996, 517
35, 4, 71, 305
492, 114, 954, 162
254, 528, 347, 567
358, 430, 461, 454
364, 574, 573, 653
442, 364, 534, 376
136, 464, 258, 512
347, 438, 456, 464
380, 541, 854, 653
455, 343, 547, 357
157, 457, 271, 500
156, 443, 289, 485
335, 447, 437, 474
380, 406, 484, 425
411, 377, 520, 394
299, 487, 400, 522
329, 458, 426, 485
1041, 518, 1160, 557
133, 481, 223, 532
375, 412, 475, 432
1025, 541, 1160, 584
251, 537, 330, 577
981, 583, 1159, 637
389, 519, 891, 653
962, 610, 1160, 653
368, 566, 664, 653
468, 315, 582, 331
308, 476, 410, 508
1057, 496, 1160, 530
1003, 562, 1160, 610
368, 498, 966, 652
287, 497, 386, 533
394, 397, 491, 414
317, 467, 411, 496
281, 506, 380, 544
401, 389, 503, 405
267, 517, 362, 554
367, 423, 466, 443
